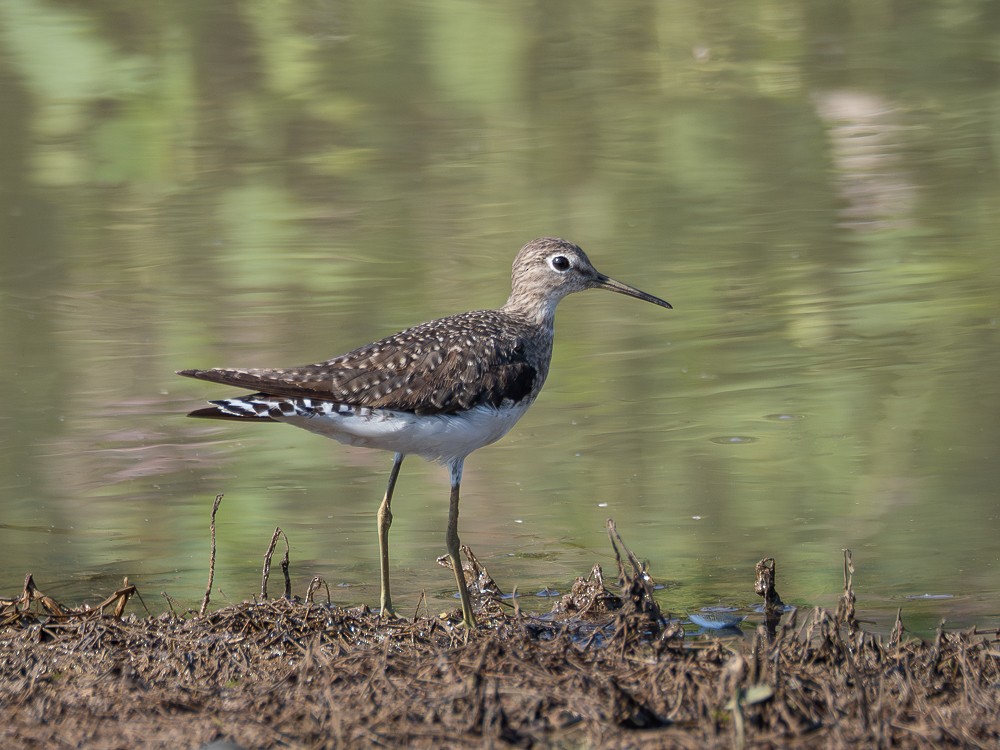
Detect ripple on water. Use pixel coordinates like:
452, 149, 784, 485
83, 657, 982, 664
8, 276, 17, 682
763, 413, 806, 422
905, 593, 955, 601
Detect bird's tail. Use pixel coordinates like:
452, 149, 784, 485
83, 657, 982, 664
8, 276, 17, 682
187, 398, 278, 422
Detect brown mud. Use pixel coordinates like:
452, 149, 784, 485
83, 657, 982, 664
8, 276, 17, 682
1, 520, 998, 749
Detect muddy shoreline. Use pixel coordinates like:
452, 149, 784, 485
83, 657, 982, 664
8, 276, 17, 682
2, 528, 997, 749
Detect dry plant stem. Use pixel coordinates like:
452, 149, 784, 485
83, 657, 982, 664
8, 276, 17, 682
604, 518, 665, 643
23, 573, 67, 616
837, 548, 858, 636
161, 591, 179, 615
606, 518, 644, 576
200, 494, 224, 616
3, 575, 140, 623
261, 527, 291, 600
305, 577, 330, 605
279, 539, 291, 597
890, 607, 905, 648
3, 533, 1000, 748
412, 590, 427, 621
96, 578, 141, 618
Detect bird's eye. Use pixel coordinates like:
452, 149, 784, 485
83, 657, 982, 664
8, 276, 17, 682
550, 255, 570, 272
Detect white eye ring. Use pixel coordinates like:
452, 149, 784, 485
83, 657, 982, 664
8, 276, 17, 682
549, 255, 571, 272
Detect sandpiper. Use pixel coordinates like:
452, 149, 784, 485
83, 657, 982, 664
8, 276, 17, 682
179, 237, 670, 626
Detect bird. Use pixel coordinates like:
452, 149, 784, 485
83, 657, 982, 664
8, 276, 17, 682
178, 237, 671, 627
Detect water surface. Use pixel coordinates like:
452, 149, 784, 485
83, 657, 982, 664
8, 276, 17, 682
1, 2, 998, 635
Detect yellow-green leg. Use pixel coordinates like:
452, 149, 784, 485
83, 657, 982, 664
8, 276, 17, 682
446, 458, 476, 627
376, 452, 404, 618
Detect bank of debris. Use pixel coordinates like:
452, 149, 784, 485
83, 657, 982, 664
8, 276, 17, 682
1, 520, 997, 749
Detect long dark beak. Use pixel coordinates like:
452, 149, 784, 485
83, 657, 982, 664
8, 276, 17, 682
594, 273, 672, 309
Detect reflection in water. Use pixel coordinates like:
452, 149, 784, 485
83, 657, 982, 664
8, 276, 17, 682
813, 90, 918, 230
0, 3, 998, 635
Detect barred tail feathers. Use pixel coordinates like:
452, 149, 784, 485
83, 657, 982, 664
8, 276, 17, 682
187, 398, 278, 422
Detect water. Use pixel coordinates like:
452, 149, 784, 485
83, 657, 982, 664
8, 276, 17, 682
1, 2, 998, 636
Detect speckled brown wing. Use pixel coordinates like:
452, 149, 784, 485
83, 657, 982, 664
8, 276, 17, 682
178, 310, 539, 415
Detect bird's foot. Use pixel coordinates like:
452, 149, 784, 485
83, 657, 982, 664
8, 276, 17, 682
378, 604, 399, 620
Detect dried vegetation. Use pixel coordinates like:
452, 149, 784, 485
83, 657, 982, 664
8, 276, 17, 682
1, 520, 998, 749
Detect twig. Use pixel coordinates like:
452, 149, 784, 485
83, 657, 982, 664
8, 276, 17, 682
161, 591, 178, 616
261, 527, 291, 599
607, 518, 645, 578
93, 576, 140, 618
413, 589, 427, 621
836, 548, 858, 636
17, 574, 67, 617
200, 494, 224, 615
305, 576, 330, 605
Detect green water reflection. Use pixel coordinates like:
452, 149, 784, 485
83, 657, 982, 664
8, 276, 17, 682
1, 2, 998, 635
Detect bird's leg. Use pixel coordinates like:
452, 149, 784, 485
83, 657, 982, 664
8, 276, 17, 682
446, 458, 476, 627
377, 452, 404, 618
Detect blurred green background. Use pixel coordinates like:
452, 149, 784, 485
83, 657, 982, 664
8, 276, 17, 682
1, 1, 998, 634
